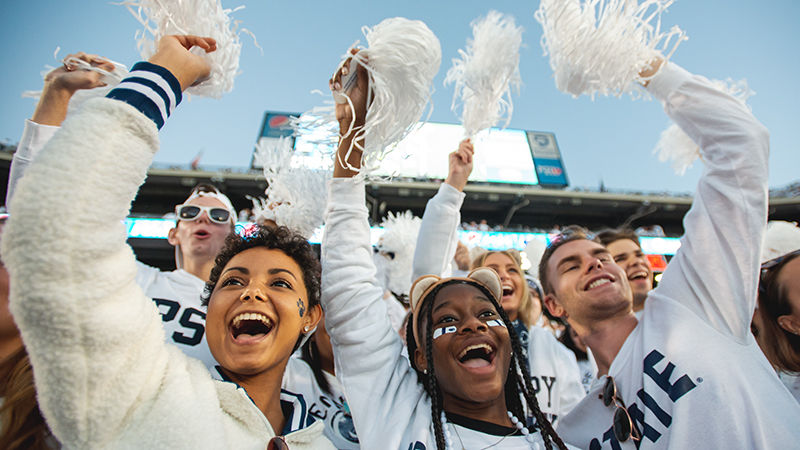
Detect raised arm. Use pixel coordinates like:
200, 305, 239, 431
645, 61, 770, 342
7, 53, 114, 206
1, 36, 214, 447
321, 52, 427, 448
411, 139, 473, 281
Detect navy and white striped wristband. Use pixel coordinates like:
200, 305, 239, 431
106, 62, 182, 130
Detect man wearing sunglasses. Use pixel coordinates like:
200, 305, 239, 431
538, 59, 800, 448
134, 184, 236, 371
6, 59, 236, 375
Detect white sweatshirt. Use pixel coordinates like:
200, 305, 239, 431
556, 63, 800, 448
7, 111, 356, 446
9, 119, 221, 374
321, 178, 560, 449
2, 83, 333, 448
412, 181, 586, 423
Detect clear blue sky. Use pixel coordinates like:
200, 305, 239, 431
1, 0, 798, 194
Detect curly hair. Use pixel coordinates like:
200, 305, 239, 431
200, 226, 321, 309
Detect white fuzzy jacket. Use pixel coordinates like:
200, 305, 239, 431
1, 97, 333, 449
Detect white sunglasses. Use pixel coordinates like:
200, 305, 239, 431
175, 204, 232, 224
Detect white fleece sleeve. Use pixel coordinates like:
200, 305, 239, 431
412, 182, 465, 281
321, 178, 427, 448
645, 62, 770, 343
5, 120, 59, 207
1, 97, 173, 447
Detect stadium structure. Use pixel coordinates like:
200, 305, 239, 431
1, 115, 797, 272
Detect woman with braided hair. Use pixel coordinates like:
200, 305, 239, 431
321, 50, 571, 450
402, 270, 569, 449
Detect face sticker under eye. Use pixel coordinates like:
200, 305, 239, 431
296, 298, 305, 318
433, 325, 457, 340
486, 319, 505, 328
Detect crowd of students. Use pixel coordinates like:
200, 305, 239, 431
0, 32, 799, 450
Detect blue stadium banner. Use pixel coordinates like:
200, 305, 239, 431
252, 111, 300, 169
526, 131, 569, 187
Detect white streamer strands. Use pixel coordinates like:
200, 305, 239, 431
254, 136, 294, 177
118, 0, 249, 98
654, 78, 754, 175
379, 211, 422, 296
313, 17, 441, 179
22, 54, 129, 116
445, 11, 523, 138
535, 0, 687, 98
252, 136, 331, 239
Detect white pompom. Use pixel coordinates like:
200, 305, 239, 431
259, 168, 331, 239
251, 136, 331, 238
379, 211, 423, 296
119, 0, 251, 98
762, 221, 800, 263
445, 10, 523, 138
319, 17, 441, 178
654, 78, 754, 174
535, 0, 687, 98
254, 137, 294, 177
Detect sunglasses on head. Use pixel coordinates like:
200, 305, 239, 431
601, 376, 642, 443
176, 204, 231, 224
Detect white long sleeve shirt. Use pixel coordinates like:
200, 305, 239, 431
321, 178, 560, 449
556, 63, 800, 449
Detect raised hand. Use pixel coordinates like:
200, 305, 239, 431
330, 48, 370, 177
148, 35, 217, 92
445, 138, 474, 192
330, 48, 369, 136
32, 53, 116, 126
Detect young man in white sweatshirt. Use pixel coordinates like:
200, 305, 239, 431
540, 60, 800, 448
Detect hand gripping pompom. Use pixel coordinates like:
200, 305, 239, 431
22, 53, 129, 116
445, 11, 523, 138
312, 17, 441, 179
535, 0, 687, 98
654, 78, 754, 175
118, 0, 252, 98
251, 137, 331, 239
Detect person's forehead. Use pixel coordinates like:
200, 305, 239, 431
550, 239, 609, 266
776, 256, 800, 292
186, 196, 227, 208
433, 283, 492, 308
606, 238, 641, 256
226, 247, 302, 278
484, 252, 514, 267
